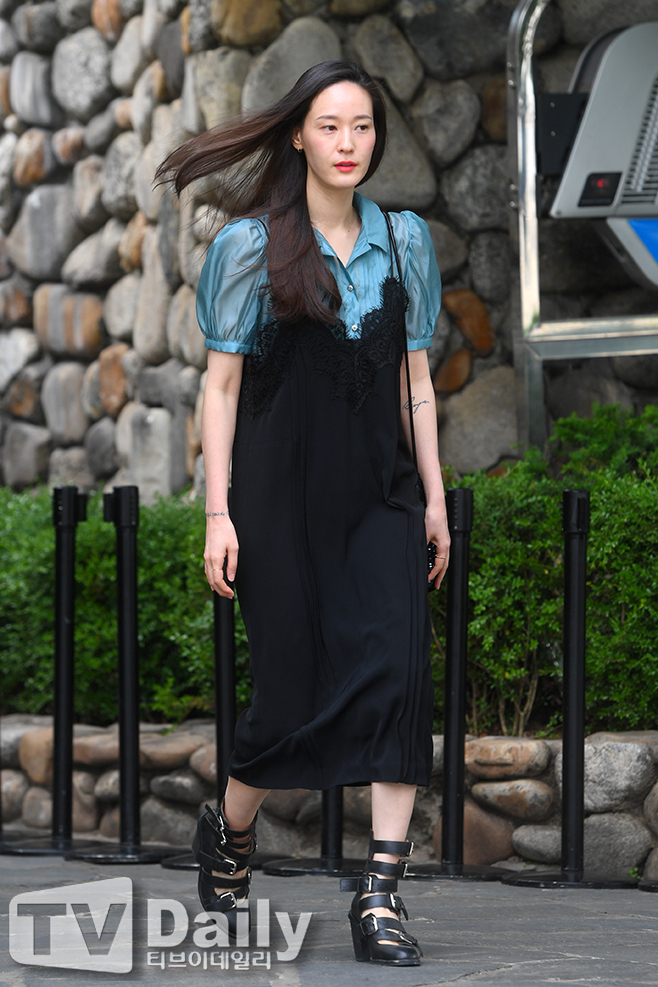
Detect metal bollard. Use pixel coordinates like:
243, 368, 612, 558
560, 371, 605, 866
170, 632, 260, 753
214, 592, 237, 794
441, 488, 474, 874
1, 487, 89, 857
52, 487, 88, 848
106, 485, 141, 850
263, 784, 361, 877
67, 487, 181, 864
320, 788, 343, 862
409, 489, 498, 881
561, 489, 589, 881
441, 490, 473, 875
163, 589, 239, 871
502, 490, 635, 890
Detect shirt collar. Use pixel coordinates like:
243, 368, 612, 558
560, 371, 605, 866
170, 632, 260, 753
313, 192, 390, 265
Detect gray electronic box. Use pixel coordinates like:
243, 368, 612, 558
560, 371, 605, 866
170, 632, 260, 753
509, 0, 658, 451
547, 23, 658, 289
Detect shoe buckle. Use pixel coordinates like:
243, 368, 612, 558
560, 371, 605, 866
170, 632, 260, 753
217, 891, 237, 909
361, 914, 377, 935
394, 894, 409, 920
388, 893, 398, 911
406, 841, 414, 857
218, 856, 238, 875
210, 804, 227, 839
361, 875, 375, 892
401, 860, 409, 877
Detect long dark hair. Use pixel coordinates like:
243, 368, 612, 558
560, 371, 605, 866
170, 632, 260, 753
157, 61, 387, 324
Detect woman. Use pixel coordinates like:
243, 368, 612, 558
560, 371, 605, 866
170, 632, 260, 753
159, 60, 450, 967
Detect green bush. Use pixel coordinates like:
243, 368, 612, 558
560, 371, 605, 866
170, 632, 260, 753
430, 405, 658, 737
2, 405, 658, 736
0, 489, 250, 726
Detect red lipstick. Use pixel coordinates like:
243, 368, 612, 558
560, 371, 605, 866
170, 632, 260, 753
335, 161, 357, 172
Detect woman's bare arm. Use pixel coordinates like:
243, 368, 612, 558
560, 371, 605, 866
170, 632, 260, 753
400, 349, 450, 588
202, 349, 244, 598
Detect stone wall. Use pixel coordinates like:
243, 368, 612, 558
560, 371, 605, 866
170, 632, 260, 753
1, 0, 658, 496
3, 715, 658, 878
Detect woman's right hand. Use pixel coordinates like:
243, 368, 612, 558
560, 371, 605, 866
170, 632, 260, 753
204, 516, 239, 599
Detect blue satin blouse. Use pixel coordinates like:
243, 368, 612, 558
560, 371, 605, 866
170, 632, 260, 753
196, 192, 442, 354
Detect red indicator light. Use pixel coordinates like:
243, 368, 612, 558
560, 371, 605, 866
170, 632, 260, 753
579, 172, 622, 207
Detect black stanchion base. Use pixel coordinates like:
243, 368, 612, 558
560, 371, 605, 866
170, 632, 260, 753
161, 849, 285, 872
263, 856, 365, 877
65, 842, 188, 864
405, 862, 503, 881
501, 870, 638, 889
251, 851, 290, 870
160, 852, 197, 871
638, 880, 658, 893
0, 832, 29, 853
0, 836, 108, 857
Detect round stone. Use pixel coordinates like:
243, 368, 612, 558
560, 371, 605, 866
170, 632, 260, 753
441, 145, 509, 232
469, 232, 512, 304
555, 741, 656, 813
411, 79, 480, 167
101, 131, 142, 220
471, 779, 555, 821
52, 27, 114, 124
241, 16, 341, 113
352, 14, 423, 103
466, 737, 552, 780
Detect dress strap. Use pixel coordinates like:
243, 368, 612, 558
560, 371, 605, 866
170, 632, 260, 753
382, 212, 420, 486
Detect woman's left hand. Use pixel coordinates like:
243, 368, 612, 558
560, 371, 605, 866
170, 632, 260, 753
425, 502, 450, 590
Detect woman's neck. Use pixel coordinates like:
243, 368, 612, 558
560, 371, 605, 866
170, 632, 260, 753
306, 179, 359, 235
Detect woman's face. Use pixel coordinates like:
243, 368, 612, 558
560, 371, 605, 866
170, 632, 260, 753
292, 82, 376, 192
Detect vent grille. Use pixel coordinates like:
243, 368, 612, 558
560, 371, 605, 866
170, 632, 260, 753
622, 75, 658, 205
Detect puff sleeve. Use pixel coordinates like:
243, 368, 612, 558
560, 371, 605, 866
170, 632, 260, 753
195, 218, 269, 354
395, 211, 442, 351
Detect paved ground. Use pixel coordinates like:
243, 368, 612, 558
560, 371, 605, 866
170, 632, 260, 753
1, 847, 658, 986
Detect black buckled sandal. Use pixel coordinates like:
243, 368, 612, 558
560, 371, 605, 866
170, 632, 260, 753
192, 802, 258, 941
340, 835, 422, 966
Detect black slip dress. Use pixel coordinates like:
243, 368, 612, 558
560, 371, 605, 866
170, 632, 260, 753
227, 263, 434, 791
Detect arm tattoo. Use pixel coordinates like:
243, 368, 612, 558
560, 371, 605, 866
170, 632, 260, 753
403, 396, 430, 415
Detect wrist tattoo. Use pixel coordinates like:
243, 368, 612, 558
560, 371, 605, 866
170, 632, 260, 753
404, 396, 430, 415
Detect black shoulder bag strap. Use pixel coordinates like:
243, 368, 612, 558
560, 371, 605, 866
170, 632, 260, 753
383, 210, 425, 506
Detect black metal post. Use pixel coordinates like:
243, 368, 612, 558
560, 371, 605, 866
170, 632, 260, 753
52, 487, 87, 847
112, 485, 141, 848
409, 489, 497, 882
214, 592, 236, 794
163, 590, 239, 871
67, 486, 181, 864
561, 489, 588, 881
441, 488, 473, 874
1, 487, 89, 857
264, 781, 361, 877
321, 788, 343, 862
502, 489, 635, 890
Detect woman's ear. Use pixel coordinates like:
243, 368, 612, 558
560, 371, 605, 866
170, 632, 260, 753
291, 129, 303, 153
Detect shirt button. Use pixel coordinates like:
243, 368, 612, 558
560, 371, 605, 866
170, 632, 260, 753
347, 284, 354, 291
351, 324, 358, 332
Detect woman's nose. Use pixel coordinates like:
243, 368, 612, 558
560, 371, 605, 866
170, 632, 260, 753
337, 128, 355, 152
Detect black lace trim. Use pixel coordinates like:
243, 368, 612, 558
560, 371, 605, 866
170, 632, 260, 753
240, 276, 408, 418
